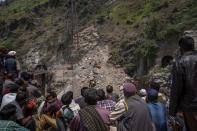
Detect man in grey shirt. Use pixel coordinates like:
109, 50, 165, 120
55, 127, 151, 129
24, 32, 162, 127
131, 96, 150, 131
10, 92, 36, 131
10, 100, 24, 120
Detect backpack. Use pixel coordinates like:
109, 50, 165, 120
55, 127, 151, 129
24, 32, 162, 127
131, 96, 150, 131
168, 116, 184, 131
62, 106, 74, 123
57, 106, 74, 131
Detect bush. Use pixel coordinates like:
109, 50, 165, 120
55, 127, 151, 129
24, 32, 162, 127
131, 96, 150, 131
126, 20, 133, 25
96, 15, 105, 25
144, 15, 163, 40
1, 38, 14, 50
120, 39, 130, 49
134, 39, 157, 58
150, 0, 169, 12
124, 63, 136, 76
166, 25, 181, 36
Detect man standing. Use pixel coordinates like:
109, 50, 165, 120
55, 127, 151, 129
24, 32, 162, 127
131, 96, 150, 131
169, 36, 197, 131
39, 90, 62, 130
75, 87, 88, 108
106, 85, 119, 102
2, 73, 15, 95
10, 92, 36, 131
70, 88, 110, 131
97, 89, 116, 112
0, 104, 29, 131
147, 89, 167, 131
5, 51, 20, 78
20, 72, 41, 98
117, 83, 153, 131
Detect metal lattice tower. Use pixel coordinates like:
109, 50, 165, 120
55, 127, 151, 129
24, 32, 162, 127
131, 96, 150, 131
63, 0, 79, 64
59, 0, 80, 94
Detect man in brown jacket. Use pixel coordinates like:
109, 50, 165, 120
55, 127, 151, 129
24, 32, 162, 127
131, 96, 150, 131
117, 83, 153, 131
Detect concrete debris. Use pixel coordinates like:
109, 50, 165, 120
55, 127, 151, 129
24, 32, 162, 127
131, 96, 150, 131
22, 25, 129, 97
51, 26, 129, 97
148, 65, 172, 96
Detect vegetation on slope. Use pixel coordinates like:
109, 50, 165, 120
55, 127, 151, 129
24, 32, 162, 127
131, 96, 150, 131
96, 0, 197, 76
0, 0, 48, 21
0, 0, 108, 63
0, 0, 196, 76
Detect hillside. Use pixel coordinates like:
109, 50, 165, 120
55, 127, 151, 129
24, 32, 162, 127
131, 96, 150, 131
0, 0, 197, 77
0, 0, 110, 67
97, 0, 197, 76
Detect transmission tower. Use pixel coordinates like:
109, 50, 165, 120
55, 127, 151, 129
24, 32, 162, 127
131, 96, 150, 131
63, 0, 79, 64
60, 0, 80, 95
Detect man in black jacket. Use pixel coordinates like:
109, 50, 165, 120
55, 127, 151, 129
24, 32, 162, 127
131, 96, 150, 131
5, 51, 18, 78
169, 36, 197, 131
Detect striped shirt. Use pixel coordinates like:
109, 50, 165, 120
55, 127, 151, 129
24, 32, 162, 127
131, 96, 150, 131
97, 100, 116, 111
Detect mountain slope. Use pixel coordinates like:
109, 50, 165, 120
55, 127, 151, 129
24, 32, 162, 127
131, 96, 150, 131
97, 0, 197, 76
0, 0, 197, 77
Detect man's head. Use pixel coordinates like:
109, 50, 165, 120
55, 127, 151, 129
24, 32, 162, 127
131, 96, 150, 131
106, 85, 113, 94
149, 81, 160, 91
15, 79, 27, 93
147, 89, 158, 103
139, 89, 147, 97
123, 83, 137, 98
7, 51, 16, 58
81, 86, 88, 97
0, 104, 17, 121
179, 36, 195, 52
7, 83, 20, 93
46, 90, 57, 103
5, 73, 14, 81
15, 78, 26, 87
61, 91, 73, 106
16, 92, 27, 106
84, 88, 97, 105
96, 89, 106, 101
20, 72, 31, 82
8, 51, 16, 57
89, 80, 96, 88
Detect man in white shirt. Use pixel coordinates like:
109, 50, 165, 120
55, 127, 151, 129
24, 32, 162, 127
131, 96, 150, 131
0, 93, 16, 110
0, 83, 19, 110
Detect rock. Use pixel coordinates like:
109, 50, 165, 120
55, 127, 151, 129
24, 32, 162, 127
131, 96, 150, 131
93, 68, 103, 74
148, 66, 172, 96
23, 25, 129, 98
93, 32, 99, 39
184, 30, 197, 49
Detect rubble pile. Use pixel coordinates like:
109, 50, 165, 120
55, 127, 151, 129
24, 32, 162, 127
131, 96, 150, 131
51, 26, 128, 97
148, 65, 172, 96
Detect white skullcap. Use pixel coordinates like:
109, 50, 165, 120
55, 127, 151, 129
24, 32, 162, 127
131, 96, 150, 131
119, 85, 123, 91
139, 89, 147, 96
8, 51, 16, 56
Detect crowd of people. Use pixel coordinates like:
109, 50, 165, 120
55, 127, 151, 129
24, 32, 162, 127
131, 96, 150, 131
0, 35, 197, 131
